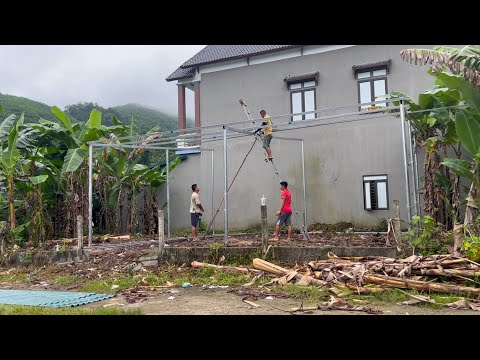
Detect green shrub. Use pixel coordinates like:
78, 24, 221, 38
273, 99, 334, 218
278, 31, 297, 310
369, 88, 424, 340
463, 235, 480, 262
409, 215, 450, 255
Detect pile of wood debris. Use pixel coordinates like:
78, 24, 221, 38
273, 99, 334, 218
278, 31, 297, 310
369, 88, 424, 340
191, 252, 480, 312
255, 253, 480, 297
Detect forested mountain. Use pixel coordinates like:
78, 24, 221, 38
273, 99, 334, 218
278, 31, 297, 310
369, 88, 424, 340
0, 93, 54, 123
0, 93, 192, 134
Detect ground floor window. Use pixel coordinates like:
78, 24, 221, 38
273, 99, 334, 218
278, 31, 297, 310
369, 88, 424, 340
363, 175, 389, 210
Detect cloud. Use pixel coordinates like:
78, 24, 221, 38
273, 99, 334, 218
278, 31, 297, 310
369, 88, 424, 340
0, 45, 205, 116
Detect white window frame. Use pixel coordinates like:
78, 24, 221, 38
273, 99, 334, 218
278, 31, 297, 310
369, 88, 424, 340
363, 174, 389, 210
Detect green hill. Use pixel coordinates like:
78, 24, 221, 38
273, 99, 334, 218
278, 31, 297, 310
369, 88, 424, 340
112, 103, 183, 133
0, 93, 56, 123
0, 93, 191, 134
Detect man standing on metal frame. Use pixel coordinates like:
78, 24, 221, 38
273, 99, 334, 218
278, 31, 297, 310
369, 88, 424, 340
254, 110, 273, 161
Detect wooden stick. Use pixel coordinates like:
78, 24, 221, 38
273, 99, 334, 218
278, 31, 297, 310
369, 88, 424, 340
77, 215, 83, 251
191, 261, 262, 275
243, 272, 264, 287
363, 274, 480, 297
261, 204, 268, 256
158, 210, 165, 255
415, 268, 480, 278
242, 299, 261, 308
393, 200, 403, 250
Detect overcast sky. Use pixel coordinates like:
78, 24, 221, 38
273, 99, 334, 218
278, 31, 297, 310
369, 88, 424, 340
0, 45, 206, 116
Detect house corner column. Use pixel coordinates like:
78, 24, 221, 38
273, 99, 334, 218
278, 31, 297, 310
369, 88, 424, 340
177, 84, 186, 133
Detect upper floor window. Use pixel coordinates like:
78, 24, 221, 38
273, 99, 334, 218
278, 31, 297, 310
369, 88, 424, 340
284, 72, 318, 121
357, 68, 388, 111
353, 60, 391, 111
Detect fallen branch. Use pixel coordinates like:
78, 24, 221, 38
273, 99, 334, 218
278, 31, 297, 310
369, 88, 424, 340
447, 299, 480, 311
317, 296, 382, 314
242, 298, 261, 308
243, 272, 264, 287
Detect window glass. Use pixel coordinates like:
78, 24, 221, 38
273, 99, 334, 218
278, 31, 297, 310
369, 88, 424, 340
303, 80, 316, 87
373, 69, 387, 77
377, 182, 388, 208
357, 71, 370, 79
359, 82, 371, 106
292, 92, 303, 121
289, 82, 302, 90
373, 79, 386, 107
364, 182, 371, 209
304, 90, 315, 119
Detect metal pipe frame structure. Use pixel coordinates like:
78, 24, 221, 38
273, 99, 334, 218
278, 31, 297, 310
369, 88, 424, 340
407, 120, 418, 218
86, 107, 404, 154
223, 126, 228, 245
86, 97, 461, 247
224, 126, 308, 239
89, 98, 411, 145
87, 142, 215, 246
399, 101, 413, 232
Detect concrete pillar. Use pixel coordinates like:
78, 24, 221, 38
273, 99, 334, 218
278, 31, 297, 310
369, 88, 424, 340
194, 82, 201, 144
177, 84, 186, 132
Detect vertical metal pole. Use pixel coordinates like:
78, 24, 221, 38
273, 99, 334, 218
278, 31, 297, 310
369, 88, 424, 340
261, 204, 268, 256
77, 215, 83, 252
166, 149, 170, 237
407, 120, 418, 217
211, 150, 215, 235
223, 126, 229, 245
88, 144, 93, 247
400, 101, 412, 230
414, 148, 421, 215
301, 140, 307, 229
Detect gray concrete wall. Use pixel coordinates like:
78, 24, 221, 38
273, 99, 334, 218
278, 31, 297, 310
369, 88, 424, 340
166, 45, 461, 231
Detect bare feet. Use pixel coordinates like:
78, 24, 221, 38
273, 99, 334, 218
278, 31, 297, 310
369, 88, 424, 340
270, 237, 279, 242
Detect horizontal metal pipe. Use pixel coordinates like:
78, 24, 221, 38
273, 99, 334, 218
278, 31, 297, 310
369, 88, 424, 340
89, 105, 402, 148
93, 143, 214, 151
89, 97, 410, 144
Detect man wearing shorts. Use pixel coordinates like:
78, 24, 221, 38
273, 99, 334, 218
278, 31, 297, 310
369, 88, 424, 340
271, 181, 292, 241
255, 110, 273, 161
190, 183, 204, 241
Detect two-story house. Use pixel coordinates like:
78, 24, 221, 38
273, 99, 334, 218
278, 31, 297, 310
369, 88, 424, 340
164, 45, 452, 232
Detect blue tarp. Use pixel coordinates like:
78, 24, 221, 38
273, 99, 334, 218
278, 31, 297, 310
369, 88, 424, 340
0, 289, 114, 308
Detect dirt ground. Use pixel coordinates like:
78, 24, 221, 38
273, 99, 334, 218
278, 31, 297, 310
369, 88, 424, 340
87, 286, 479, 315
87, 232, 392, 248
2, 235, 478, 315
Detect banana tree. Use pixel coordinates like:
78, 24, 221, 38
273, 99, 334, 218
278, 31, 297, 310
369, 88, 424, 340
434, 73, 480, 230
401, 45, 480, 87
0, 113, 24, 230
387, 77, 462, 228
400, 46, 480, 227
31, 106, 110, 237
